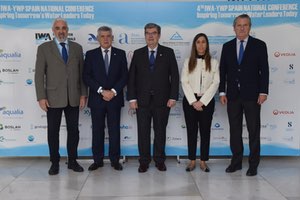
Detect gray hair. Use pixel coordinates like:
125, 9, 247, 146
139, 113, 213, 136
52, 17, 68, 30
233, 14, 252, 27
97, 26, 113, 36
144, 23, 161, 35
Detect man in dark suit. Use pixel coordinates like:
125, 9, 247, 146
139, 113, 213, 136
219, 14, 269, 176
35, 18, 87, 175
127, 23, 179, 173
83, 26, 128, 171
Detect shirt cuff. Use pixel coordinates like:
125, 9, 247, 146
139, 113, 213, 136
97, 86, 103, 94
219, 92, 226, 96
111, 88, 117, 96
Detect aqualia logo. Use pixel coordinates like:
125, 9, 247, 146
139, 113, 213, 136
0, 49, 22, 60
2, 108, 24, 117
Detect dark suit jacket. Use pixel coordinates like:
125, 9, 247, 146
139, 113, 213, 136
83, 47, 128, 108
219, 36, 269, 101
35, 40, 87, 108
127, 44, 179, 106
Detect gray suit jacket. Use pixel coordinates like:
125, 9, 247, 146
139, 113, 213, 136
34, 40, 87, 108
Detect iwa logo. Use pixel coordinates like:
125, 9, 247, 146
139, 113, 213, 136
35, 33, 52, 44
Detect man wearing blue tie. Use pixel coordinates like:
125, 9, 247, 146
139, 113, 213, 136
35, 18, 87, 175
83, 26, 128, 171
219, 14, 269, 176
127, 23, 179, 173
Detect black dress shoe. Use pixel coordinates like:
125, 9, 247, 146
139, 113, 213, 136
68, 160, 84, 172
111, 162, 123, 171
155, 163, 167, 171
225, 165, 242, 173
48, 163, 59, 175
246, 168, 257, 176
138, 164, 149, 173
185, 164, 196, 172
88, 161, 104, 171
200, 164, 210, 173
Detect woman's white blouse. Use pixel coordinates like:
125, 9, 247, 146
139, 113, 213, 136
181, 58, 220, 106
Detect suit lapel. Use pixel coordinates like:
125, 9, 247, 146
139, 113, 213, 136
96, 47, 107, 75
68, 41, 75, 64
108, 47, 117, 75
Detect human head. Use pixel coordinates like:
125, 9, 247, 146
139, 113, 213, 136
144, 23, 161, 49
97, 26, 113, 49
52, 17, 69, 43
191, 33, 210, 57
233, 14, 251, 40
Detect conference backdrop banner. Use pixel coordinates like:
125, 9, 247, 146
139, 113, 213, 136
0, 0, 299, 156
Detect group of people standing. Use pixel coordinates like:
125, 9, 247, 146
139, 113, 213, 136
34, 14, 269, 177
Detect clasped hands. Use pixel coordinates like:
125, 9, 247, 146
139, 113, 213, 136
192, 100, 204, 111
101, 90, 115, 101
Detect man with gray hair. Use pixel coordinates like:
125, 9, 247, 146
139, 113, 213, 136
83, 26, 128, 171
35, 18, 87, 175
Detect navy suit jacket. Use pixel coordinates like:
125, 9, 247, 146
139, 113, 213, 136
83, 47, 128, 108
127, 44, 179, 106
219, 36, 269, 101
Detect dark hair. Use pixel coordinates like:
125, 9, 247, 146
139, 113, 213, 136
233, 14, 252, 27
188, 33, 211, 73
144, 23, 161, 35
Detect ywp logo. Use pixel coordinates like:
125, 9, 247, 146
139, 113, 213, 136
35, 33, 52, 44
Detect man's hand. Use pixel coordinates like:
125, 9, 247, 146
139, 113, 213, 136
38, 99, 49, 112
257, 94, 267, 105
79, 96, 87, 110
101, 90, 115, 101
220, 95, 228, 105
129, 101, 138, 109
167, 99, 176, 108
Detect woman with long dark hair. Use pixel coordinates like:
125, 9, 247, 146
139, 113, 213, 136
181, 33, 219, 172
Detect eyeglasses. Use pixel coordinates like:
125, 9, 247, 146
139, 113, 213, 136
145, 31, 158, 36
54, 26, 68, 31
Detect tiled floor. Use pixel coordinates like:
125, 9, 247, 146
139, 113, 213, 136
0, 157, 299, 200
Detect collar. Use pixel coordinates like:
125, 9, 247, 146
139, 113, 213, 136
54, 38, 68, 46
101, 46, 112, 53
148, 46, 158, 52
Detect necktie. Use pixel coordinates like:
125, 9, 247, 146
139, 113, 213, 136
238, 40, 244, 65
104, 49, 109, 74
60, 42, 68, 64
149, 50, 155, 71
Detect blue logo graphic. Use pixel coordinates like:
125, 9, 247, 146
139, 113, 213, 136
88, 34, 97, 42
28, 135, 35, 142
26, 79, 33, 85
119, 33, 129, 44
170, 32, 183, 40
2, 109, 24, 116
214, 123, 220, 128
0, 107, 6, 111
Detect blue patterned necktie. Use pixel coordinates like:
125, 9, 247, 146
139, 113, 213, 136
238, 40, 244, 65
149, 50, 155, 71
104, 49, 109, 74
60, 42, 68, 64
